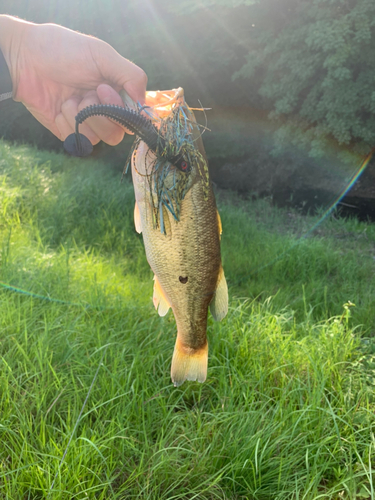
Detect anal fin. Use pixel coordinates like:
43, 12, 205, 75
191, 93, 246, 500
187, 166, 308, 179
153, 275, 171, 317
171, 337, 208, 387
134, 201, 142, 233
210, 267, 228, 321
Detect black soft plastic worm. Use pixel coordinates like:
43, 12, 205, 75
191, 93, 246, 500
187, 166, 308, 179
63, 104, 191, 172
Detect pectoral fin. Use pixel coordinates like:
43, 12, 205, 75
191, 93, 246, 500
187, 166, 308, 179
153, 275, 171, 317
134, 202, 142, 234
209, 267, 228, 321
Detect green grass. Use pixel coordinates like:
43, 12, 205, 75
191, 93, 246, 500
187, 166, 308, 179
1, 139, 375, 499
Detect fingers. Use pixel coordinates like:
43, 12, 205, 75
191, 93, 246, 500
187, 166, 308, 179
55, 87, 128, 146
56, 94, 100, 145
96, 84, 131, 142
54, 112, 71, 141
77, 89, 126, 146
96, 83, 124, 105
53, 35, 148, 146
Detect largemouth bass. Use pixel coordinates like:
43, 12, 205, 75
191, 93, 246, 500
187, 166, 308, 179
130, 88, 228, 386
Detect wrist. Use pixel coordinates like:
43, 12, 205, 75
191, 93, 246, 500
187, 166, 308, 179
0, 15, 33, 98
0, 49, 12, 100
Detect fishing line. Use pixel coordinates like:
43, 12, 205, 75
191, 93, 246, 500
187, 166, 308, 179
232, 148, 373, 285
0, 281, 122, 311
47, 345, 109, 497
0, 281, 87, 307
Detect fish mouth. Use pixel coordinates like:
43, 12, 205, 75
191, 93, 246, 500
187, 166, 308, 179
144, 88, 185, 118
63, 88, 191, 173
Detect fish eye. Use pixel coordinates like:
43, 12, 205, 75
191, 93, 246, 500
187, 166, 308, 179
180, 161, 188, 171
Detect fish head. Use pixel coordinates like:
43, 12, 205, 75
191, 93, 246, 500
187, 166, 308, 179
131, 87, 210, 231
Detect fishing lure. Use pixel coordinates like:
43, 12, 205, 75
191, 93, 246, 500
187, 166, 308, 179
63, 104, 192, 173
63, 95, 210, 233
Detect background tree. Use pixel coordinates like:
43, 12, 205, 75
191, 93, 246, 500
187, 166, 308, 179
234, 0, 375, 157
0, 0, 374, 163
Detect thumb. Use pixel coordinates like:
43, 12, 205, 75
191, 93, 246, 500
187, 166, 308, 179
123, 78, 147, 107
94, 41, 147, 106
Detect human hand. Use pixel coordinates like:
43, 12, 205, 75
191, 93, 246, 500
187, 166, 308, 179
0, 15, 147, 146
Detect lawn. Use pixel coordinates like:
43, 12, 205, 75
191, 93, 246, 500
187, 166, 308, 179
0, 139, 375, 499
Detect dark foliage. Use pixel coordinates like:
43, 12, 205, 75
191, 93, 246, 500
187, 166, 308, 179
1, 0, 374, 162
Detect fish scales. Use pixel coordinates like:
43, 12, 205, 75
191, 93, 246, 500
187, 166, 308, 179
131, 88, 228, 386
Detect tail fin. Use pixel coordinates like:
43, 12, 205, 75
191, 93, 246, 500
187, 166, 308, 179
171, 336, 208, 387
